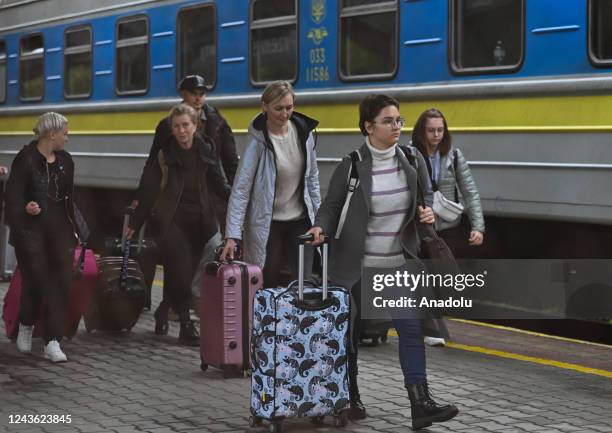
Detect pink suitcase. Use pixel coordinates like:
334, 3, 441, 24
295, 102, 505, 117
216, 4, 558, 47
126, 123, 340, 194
200, 260, 263, 376
2, 246, 98, 340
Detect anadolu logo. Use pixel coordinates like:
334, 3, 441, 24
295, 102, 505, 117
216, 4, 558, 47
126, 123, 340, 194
311, 0, 326, 24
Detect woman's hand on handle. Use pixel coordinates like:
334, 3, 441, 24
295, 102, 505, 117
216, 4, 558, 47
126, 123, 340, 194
469, 230, 484, 246
418, 206, 435, 225
25, 201, 41, 216
305, 227, 325, 246
220, 238, 238, 261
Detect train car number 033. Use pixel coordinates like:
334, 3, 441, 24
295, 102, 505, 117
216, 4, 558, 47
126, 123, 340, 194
9, 414, 72, 424
306, 66, 330, 82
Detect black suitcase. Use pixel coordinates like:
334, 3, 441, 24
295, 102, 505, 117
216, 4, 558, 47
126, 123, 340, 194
359, 319, 392, 346
102, 207, 157, 309
85, 238, 147, 332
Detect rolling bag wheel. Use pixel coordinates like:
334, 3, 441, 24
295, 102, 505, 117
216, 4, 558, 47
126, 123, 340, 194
371, 336, 379, 346
200, 361, 208, 372
268, 421, 282, 433
248, 416, 262, 427
334, 411, 348, 427
311, 415, 325, 425
380, 333, 388, 343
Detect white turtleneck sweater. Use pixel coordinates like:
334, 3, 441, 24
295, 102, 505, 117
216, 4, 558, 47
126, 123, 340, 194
363, 138, 411, 268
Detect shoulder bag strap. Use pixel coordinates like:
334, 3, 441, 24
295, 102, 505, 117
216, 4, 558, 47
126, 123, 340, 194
334, 149, 361, 239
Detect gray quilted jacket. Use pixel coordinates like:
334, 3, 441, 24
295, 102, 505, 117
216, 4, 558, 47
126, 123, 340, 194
435, 147, 485, 233
225, 112, 321, 268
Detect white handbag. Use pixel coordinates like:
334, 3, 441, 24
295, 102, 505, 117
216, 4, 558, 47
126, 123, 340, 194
433, 190, 464, 222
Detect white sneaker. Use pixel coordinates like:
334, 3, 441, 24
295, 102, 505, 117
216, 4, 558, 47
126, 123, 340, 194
16, 324, 33, 353
424, 336, 446, 347
44, 340, 67, 363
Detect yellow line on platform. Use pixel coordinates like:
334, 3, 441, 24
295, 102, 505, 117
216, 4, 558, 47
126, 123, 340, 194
449, 318, 612, 349
389, 327, 611, 378
445, 342, 612, 379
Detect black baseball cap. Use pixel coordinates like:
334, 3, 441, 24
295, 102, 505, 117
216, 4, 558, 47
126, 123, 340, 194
178, 75, 206, 91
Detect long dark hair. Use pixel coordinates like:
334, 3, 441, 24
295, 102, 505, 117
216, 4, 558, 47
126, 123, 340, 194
411, 108, 452, 156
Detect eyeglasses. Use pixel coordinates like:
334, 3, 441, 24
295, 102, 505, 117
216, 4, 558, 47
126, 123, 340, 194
426, 127, 445, 134
373, 117, 406, 128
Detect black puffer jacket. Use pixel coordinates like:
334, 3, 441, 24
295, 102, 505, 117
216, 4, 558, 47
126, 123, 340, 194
5, 140, 79, 248
130, 134, 231, 242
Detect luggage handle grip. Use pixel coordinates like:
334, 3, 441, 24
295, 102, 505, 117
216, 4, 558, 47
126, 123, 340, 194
297, 233, 328, 301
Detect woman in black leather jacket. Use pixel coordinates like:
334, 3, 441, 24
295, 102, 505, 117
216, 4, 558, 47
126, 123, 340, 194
6, 112, 80, 363
127, 103, 231, 346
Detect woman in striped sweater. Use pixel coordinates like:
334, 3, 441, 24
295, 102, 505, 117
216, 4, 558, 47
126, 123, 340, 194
308, 95, 459, 430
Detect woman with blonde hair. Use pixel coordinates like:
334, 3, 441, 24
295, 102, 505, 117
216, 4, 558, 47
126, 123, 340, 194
6, 112, 81, 362
220, 81, 321, 287
128, 103, 230, 345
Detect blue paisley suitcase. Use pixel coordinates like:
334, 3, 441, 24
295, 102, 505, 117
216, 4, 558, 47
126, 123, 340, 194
249, 235, 350, 432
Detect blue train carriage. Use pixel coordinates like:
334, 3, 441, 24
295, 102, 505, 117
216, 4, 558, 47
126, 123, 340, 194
1, 0, 612, 321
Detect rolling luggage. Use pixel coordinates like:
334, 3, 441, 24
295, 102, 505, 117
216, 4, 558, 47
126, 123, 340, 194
103, 207, 157, 309
0, 180, 16, 281
200, 258, 263, 376
359, 319, 391, 346
249, 235, 350, 432
2, 244, 98, 340
84, 238, 147, 332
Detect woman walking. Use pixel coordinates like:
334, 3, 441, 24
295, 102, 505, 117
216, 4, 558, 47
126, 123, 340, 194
220, 81, 321, 287
6, 112, 80, 362
307, 95, 458, 429
128, 103, 230, 346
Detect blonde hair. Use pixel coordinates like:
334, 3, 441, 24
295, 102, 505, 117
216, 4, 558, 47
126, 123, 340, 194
261, 80, 295, 105
33, 112, 68, 139
169, 103, 198, 125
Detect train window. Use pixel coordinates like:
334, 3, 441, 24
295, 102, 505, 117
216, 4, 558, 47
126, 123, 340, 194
177, 4, 216, 88
116, 16, 149, 95
589, 0, 612, 64
339, 0, 398, 81
19, 34, 44, 101
450, 0, 525, 73
64, 27, 92, 98
0, 41, 6, 103
250, 0, 298, 84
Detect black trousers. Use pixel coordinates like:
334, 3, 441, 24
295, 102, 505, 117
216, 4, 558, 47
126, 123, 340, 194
348, 280, 361, 384
15, 237, 73, 343
159, 210, 211, 317
263, 218, 313, 288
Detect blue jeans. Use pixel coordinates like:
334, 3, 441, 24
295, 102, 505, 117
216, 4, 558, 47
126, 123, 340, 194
392, 318, 427, 386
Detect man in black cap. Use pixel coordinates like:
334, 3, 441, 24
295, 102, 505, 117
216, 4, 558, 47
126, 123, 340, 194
132, 75, 238, 338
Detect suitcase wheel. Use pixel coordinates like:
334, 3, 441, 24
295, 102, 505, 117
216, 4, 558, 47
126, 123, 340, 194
311, 415, 325, 425
334, 411, 348, 428
248, 416, 262, 428
380, 333, 388, 343
268, 421, 282, 433
200, 362, 208, 372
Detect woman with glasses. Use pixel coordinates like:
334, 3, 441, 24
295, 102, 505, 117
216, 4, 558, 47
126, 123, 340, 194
220, 81, 321, 289
307, 95, 458, 429
5, 112, 82, 363
411, 108, 484, 347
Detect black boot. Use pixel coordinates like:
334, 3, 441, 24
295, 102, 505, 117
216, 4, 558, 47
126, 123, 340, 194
178, 312, 200, 346
348, 373, 367, 420
406, 381, 458, 430
153, 302, 169, 335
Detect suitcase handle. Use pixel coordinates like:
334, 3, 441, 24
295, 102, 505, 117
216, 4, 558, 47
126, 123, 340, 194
297, 234, 328, 301
73, 242, 87, 279
121, 207, 145, 254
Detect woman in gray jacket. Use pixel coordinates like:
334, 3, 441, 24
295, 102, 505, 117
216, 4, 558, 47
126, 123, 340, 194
308, 95, 458, 430
220, 81, 321, 287
412, 108, 485, 347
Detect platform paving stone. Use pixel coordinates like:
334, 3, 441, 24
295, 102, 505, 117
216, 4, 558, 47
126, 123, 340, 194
1, 279, 611, 432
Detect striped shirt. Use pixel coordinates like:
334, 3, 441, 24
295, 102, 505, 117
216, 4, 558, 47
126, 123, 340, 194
363, 138, 410, 268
